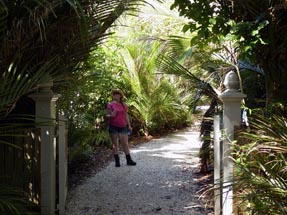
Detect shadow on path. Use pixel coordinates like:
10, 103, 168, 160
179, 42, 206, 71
65, 128, 214, 215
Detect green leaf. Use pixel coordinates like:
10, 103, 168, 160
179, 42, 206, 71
182, 24, 190, 33
209, 18, 216, 25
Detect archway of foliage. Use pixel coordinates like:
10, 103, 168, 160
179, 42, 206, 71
58, 0, 197, 159
59, 16, 195, 162
0, 0, 151, 214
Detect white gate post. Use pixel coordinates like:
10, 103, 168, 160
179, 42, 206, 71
29, 83, 59, 215
219, 71, 246, 215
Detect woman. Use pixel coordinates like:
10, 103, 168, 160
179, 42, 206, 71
106, 89, 136, 167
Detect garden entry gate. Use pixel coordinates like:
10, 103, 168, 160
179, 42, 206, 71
213, 71, 246, 215
0, 83, 68, 215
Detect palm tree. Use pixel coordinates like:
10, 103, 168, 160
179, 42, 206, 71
156, 36, 268, 172
119, 40, 190, 135
155, 36, 254, 172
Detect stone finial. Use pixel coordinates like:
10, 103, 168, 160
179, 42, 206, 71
223, 70, 239, 92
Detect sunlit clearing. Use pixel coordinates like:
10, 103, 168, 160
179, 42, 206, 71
132, 132, 201, 163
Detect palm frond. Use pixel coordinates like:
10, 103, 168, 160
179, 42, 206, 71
0, 0, 149, 115
0, 183, 39, 215
0, 57, 57, 118
156, 54, 201, 83
233, 112, 287, 215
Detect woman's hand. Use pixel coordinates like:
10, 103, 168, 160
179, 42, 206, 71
128, 125, 132, 131
106, 109, 116, 118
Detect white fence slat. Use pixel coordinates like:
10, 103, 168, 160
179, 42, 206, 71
214, 115, 222, 215
58, 114, 68, 215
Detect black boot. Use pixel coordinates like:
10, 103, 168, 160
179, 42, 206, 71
126, 154, 136, 166
114, 154, 120, 167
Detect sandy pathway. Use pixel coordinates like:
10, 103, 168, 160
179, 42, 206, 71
65, 129, 214, 215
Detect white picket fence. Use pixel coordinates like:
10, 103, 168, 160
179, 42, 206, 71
57, 114, 68, 215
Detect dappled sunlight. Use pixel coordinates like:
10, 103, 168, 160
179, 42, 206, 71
160, 178, 192, 189
132, 133, 202, 165
65, 130, 213, 215
128, 178, 191, 189
150, 151, 189, 160
132, 145, 200, 164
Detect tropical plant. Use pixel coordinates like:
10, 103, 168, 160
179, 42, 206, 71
233, 111, 287, 214
155, 35, 227, 171
1, 0, 148, 115
57, 0, 194, 162
0, 183, 40, 215
171, 0, 287, 108
119, 40, 191, 135
155, 33, 271, 172
56, 47, 126, 150
101, 1, 196, 135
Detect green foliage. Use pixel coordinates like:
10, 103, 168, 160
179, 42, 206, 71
0, 184, 39, 215
0, 0, 149, 117
101, 2, 196, 135
0, 0, 149, 213
56, 46, 127, 153
171, 0, 287, 106
170, 0, 270, 52
171, 0, 231, 46
117, 39, 191, 134
68, 143, 93, 164
57, 1, 193, 157
156, 36, 223, 110
90, 129, 112, 147
233, 112, 287, 214
240, 69, 265, 108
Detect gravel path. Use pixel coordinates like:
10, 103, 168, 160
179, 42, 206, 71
65, 128, 214, 215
